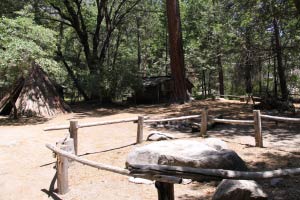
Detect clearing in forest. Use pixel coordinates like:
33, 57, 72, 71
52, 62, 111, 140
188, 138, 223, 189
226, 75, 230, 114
0, 99, 300, 200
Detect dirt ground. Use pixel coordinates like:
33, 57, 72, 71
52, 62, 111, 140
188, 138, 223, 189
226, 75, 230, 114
0, 99, 300, 200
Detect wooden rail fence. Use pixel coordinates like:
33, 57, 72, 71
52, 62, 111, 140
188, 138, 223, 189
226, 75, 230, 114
45, 109, 300, 155
46, 143, 300, 199
44, 108, 300, 199
44, 116, 150, 155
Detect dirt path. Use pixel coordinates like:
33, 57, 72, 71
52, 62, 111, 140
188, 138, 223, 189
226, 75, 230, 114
0, 100, 299, 200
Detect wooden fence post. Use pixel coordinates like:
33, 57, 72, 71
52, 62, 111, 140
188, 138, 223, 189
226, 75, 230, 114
57, 145, 69, 194
200, 109, 208, 137
253, 110, 263, 147
69, 121, 78, 155
155, 181, 174, 200
136, 116, 144, 144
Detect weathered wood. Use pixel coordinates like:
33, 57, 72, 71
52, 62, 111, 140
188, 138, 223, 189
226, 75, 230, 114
217, 94, 261, 101
144, 115, 200, 123
46, 144, 130, 176
155, 181, 174, 200
218, 94, 243, 98
212, 118, 254, 125
253, 110, 263, 147
153, 175, 182, 184
57, 145, 69, 195
44, 124, 70, 131
78, 117, 145, 128
261, 115, 300, 123
47, 144, 300, 180
129, 164, 300, 180
200, 109, 208, 137
44, 117, 150, 131
136, 116, 144, 144
69, 121, 78, 155
56, 138, 75, 155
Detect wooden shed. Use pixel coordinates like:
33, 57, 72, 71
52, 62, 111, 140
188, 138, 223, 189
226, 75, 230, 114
134, 76, 193, 103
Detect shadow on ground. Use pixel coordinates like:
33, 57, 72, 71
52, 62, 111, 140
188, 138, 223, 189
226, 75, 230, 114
0, 116, 49, 126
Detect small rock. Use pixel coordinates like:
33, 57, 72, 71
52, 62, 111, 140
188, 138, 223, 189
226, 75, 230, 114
213, 179, 268, 200
147, 131, 176, 141
128, 177, 153, 185
181, 179, 192, 185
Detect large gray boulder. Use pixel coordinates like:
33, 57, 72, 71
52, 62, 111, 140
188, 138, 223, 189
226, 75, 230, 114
213, 179, 268, 200
126, 139, 247, 171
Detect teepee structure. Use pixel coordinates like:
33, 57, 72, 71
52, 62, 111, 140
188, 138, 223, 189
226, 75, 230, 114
0, 63, 71, 118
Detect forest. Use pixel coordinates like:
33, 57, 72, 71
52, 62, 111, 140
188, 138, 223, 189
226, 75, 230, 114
1, 1, 300, 200
1, 0, 300, 105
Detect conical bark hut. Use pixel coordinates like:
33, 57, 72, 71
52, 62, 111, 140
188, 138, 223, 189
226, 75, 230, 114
0, 63, 71, 117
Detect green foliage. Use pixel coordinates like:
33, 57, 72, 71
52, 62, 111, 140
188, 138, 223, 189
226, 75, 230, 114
0, 15, 61, 86
1, 0, 300, 103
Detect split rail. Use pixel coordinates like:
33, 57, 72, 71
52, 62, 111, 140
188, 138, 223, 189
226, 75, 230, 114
44, 110, 300, 154
46, 143, 300, 199
44, 109, 300, 199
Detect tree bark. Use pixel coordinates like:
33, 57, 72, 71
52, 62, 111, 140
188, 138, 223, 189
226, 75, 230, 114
258, 57, 263, 96
273, 54, 278, 99
137, 16, 142, 72
57, 23, 89, 101
166, 0, 188, 103
273, 18, 288, 100
217, 54, 224, 95
244, 32, 252, 94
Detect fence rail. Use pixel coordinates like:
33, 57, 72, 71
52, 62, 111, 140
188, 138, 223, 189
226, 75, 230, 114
261, 115, 300, 123
45, 108, 300, 198
46, 143, 300, 197
144, 115, 200, 123
44, 117, 149, 131
212, 118, 254, 125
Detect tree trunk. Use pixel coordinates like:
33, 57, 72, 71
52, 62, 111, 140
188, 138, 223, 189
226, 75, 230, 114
137, 16, 142, 72
208, 70, 212, 95
273, 18, 288, 100
166, 0, 188, 103
244, 33, 252, 94
266, 55, 271, 95
217, 54, 224, 95
258, 57, 262, 96
89, 68, 102, 100
273, 55, 278, 99
203, 70, 207, 97
57, 23, 89, 101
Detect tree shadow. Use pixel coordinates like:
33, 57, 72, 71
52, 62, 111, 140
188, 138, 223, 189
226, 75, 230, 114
78, 142, 136, 156
251, 152, 300, 200
40, 142, 135, 168
0, 116, 49, 126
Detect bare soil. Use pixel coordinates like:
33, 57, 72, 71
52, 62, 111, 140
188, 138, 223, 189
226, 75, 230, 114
0, 99, 300, 200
